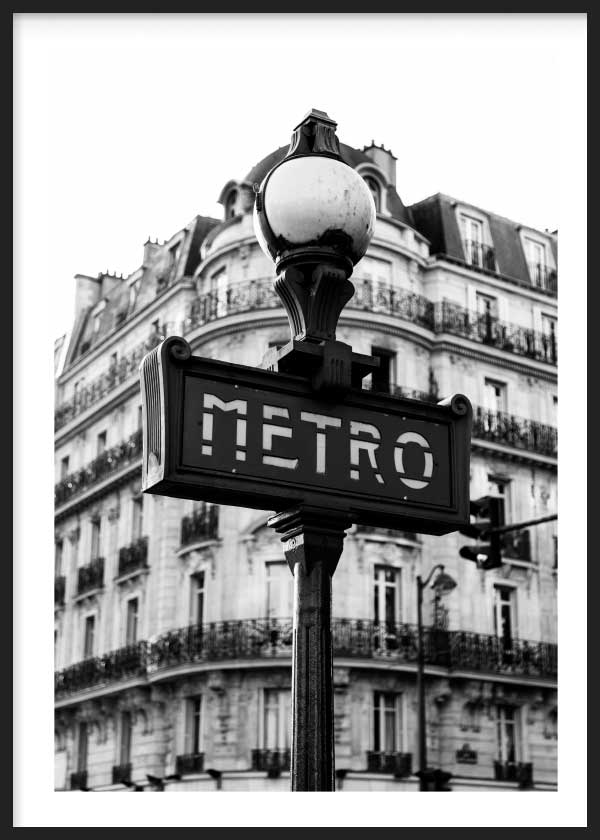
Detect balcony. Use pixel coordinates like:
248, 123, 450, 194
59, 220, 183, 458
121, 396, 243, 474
55, 428, 143, 509
251, 748, 290, 774
435, 300, 557, 365
148, 618, 294, 672
494, 760, 533, 789
462, 239, 497, 272
118, 536, 149, 577
500, 529, 531, 563
366, 751, 412, 778
55, 640, 147, 698
175, 753, 205, 775
112, 763, 132, 785
77, 557, 105, 596
528, 263, 557, 294
69, 770, 88, 790
350, 280, 435, 331
180, 504, 219, 547
55, 618, 556, 700
54, 325, 173, 432
472, 406, 557, 457
54, 575, 66, 606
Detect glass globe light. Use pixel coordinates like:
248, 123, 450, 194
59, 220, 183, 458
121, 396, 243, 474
253, 109, 376, 274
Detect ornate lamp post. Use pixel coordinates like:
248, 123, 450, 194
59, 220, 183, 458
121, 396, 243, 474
253, 109, 377, 791
416, 565, 457, 791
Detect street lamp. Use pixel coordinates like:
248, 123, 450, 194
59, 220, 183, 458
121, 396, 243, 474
416, 564, 457, 791
253, 109, 377, 791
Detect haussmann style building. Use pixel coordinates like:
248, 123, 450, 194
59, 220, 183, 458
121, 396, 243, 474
54, 129, 558, 793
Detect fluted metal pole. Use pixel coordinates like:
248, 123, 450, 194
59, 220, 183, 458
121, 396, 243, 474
269, 506, 351, 791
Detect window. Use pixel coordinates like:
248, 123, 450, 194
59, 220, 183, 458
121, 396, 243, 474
128, 280, 140, 311
125, 598, 139, 645
90, 518, 102, 560
96, 431, 107, 456
263, 689, 291, 750
363, 176, 381, 213
495, 705, 520, 763
484, 378, 507, 414
488, 476, 509, 524
371, 347, 395, 394
77, 723, 88, 773
541, 314, 557, 363
225, 191, 237, 220
460, 214, 484, 266
373, 692, 401, 753
120, 711, 132, 766
131, 497, 143, 540
476, 292, 499, 320
265, 562, 293, 619
209, 268, 228, 317
83, 615, 95, 659
170, 243, 180, 267
55, 539, 63, 577
373, 566, 401, 627
525, 238, 547, 286
60, 456, 70, 480
190, 571, 205, 625
184, 696, 203, 755
551, 395, 557, 426
93, 313, 101, 333
493, 585, 516, 651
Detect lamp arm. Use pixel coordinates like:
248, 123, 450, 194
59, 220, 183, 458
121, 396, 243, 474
420, 563, 445, 590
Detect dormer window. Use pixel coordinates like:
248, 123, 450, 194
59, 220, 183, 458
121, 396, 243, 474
225, 191, 237, 220
525, 237, 550, 288
363, 176, 381, 213
128, 279, 140, 312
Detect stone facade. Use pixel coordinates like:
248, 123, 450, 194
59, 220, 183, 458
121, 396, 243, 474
54, 137, 557, 792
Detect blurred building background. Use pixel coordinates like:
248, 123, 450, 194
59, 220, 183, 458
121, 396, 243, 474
54, 134, 558, 792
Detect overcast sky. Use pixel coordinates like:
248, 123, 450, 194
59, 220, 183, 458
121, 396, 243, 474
15, 13, 583, 344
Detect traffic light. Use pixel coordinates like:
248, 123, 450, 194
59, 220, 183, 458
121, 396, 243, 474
459, 495, 504, 570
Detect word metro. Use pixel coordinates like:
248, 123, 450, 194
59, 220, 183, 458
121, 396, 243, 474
140, 337, 472, 536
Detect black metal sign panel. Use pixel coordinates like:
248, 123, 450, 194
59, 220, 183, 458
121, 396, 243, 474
140, 337, 472, 535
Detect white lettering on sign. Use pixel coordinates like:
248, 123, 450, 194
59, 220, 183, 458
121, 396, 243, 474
394, 431, 434, 490
202, 394, 248, 461
262, 405, 298, 470
349, 421, 384, 484
300, 412, 343, 474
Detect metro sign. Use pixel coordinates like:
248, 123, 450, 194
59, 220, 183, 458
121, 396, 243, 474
140, 337, 472, 535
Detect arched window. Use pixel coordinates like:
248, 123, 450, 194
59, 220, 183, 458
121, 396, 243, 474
363, 176, 381, 213
225, 191, 237, 220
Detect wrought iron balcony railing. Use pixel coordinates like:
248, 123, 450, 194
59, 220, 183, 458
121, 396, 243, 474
118, 536, 149, 577
528, 263, 557, 293
147, 619, 294, 672
77, 557, 105, 595
366, 751, 412, 777
462, 239, 497, 272
175, 753, 205, 775
55, 619, 557, 699
54, 575, 66, 606
435, 300, 557, 365
251, 748, 290, 774
55, 428, 143, 508
70, 770, 88, 790
494, 760, 533, 789
472, 405, 557, 457
54, 277, 558, 432
112, 763, 132, 785
180, 504, 219, 547
55, 641, 147, 697
349, 280, 435, 331
54, 324, 176, 432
